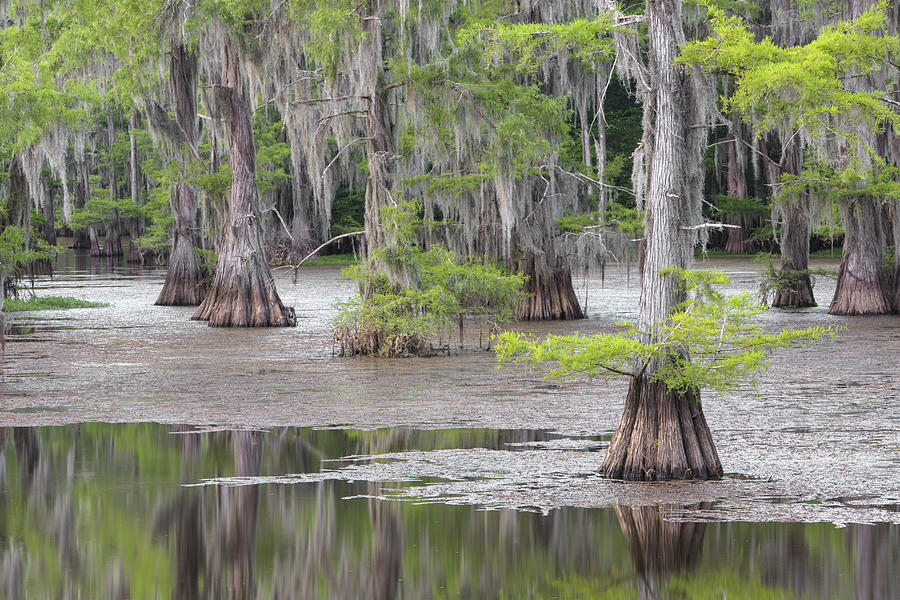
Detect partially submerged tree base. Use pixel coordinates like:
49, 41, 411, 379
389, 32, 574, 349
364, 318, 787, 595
830, 198, 891, 316
191, 257, 295, 327
156, 240, 206, 306
600, 377, 722, 481
333, 327, 439, 358
495, 268, 833, 482
830, 263, 891, 315
517, 264, 584, 320
771, 264, 816, 309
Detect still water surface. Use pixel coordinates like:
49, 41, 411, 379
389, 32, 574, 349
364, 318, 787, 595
0, 249, 898, 597
0, 424, 896, 599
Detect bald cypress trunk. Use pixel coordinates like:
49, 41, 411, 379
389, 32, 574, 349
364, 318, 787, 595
830, 196, 891, 314
517, 259, 584, 320
830, 0, 892, 316
516, 180, 584, 320
192, 37, 295, 327
40, 178, 56, 246
156, 44, 205, 305
127, 113, 147, 264
771, 136, 816, 308
104, 114, 123, 258
600, 0, 722, 481
892, 202, 900, 312
71, 157, 91, 250
724, 118, 750, 253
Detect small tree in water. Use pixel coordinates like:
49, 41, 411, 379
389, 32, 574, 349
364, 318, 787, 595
495, 268, 835, 480
333, 199, 526, 357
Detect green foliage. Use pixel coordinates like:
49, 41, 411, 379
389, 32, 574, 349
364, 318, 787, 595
754, 253, 835, 307
681, 2, 899, 168
331, 187, 365, 237
556, 201, 644, 236
303, 253, 358, 266
292, 0, 365, 80
3, 296, 108, 311
496, 268, 836, 393
334, 199, 526, 356
254, 117, 292, 193
459, 17, 616, 72
0, 224, 59, 284
715, 194, 767, 218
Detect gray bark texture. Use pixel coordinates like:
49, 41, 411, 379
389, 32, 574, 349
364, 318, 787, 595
724, 118, 751, 253
830, 196, 891, 314
830, 0, 891, 315
772, 135, 816, 308
71, 158, 91, 250
600, 0, 722, 481
156, 44, 206, 305
192, 37, 295, 327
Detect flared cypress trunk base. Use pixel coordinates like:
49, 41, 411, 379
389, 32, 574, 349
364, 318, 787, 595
192, 255, 295, 327
830, 261, 891, 315
830, 198, 891, 315
600, 377, 722, 481
893, 264, 900, 313
517, 264, 584, 320
771, 261, 816, 309
71, 230, 91, 250
104, 233, 123, 259
724, 226, 749, 253
156, 239, 205, 306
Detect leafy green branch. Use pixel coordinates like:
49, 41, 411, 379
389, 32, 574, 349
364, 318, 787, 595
495, 268, 837, 393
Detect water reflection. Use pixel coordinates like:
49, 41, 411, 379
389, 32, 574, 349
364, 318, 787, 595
0, 424, 895, 599
616, 504, 709, 600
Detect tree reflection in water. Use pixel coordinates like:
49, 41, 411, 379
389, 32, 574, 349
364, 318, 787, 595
616, 504, 709, 600
0, 424, 895, 598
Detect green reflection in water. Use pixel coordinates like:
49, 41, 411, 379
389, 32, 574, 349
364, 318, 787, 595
0, 424, 894, 599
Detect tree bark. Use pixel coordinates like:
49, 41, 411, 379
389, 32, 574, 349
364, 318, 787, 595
104, 114, 123, 258
830, 196, 891, 314
892, 201, 900, 312
127, 112, 145, 263
40, 178, 56, 245
601, 0, 722, 481
601, 377, 721, 480
192, 37, 295, 327
71, 157, 91, 250
104, 219, 124, 258
88, 225, 102, 256
724, 117, 750, 253
157, 44, 206, 305
769, 134, 816, 308
830, 0, 891, 316
516, 259, 584, 320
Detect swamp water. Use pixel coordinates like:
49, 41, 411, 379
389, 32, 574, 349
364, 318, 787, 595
0, 248, 898, 598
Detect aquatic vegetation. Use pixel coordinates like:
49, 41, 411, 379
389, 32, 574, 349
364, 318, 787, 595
3, 296, 109, 312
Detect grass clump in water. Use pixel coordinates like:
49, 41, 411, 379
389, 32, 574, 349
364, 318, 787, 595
3, 296, 109, 312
